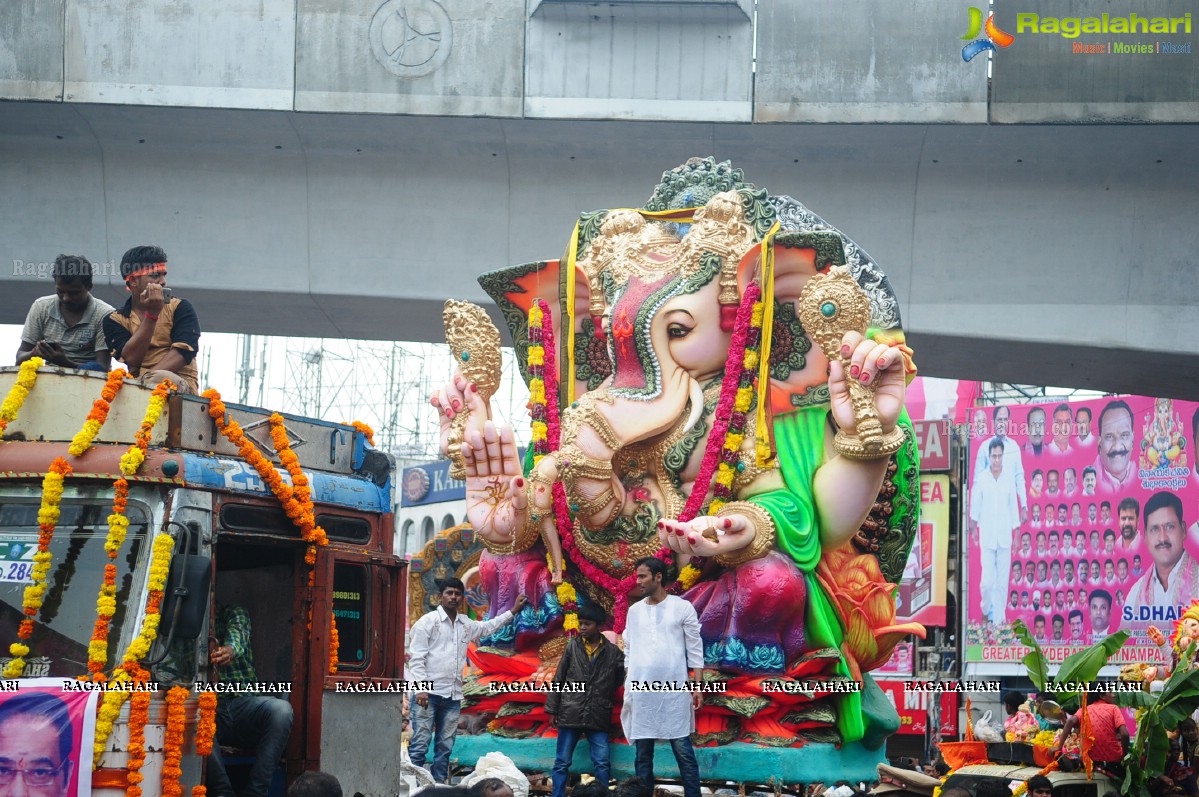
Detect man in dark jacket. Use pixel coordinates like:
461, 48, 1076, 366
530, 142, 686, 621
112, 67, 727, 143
547, 603, 624, 797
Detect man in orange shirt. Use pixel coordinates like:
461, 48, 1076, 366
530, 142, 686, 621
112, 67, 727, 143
1053, 686, 1129, 779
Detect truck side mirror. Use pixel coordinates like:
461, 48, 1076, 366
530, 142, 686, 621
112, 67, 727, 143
159, 554, 212, 641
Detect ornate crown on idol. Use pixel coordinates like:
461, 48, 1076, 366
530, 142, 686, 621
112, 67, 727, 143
576, 190, 758, 328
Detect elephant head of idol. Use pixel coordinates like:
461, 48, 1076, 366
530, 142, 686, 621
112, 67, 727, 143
550, 191, 758, 519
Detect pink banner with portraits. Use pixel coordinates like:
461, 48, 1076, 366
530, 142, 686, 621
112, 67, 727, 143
964, 395, 1197, 664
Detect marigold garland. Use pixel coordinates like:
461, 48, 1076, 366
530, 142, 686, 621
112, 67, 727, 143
88, 477, 130, 678
125, 688, 152, 797
195, 691, 218, 757
677, 563, 703, 591
94, 533, 174, 765
347, 420, 376, 446
202, 392, 329, 584
69, 369, 128, 456
528, 304, 550, 465
268, 412, 329, 582
330, 614, 340, 675
119, 378, 174, 476
161, 686, 189, 797
192, 788, 208, 797
0, 356, 43, 433
4, 456, 72, 677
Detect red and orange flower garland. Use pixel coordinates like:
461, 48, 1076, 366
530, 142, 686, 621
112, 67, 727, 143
329, 615, 340, 675
90, 377, 174, 679
201, 392, 330, 584
267, 412, 329, 582
195, 691, 218, 756
161, 686, 189, 797
125, 688, 152, 797
68, 368, 128, 455
4, 456, 72, 676
346, 420, 375, 446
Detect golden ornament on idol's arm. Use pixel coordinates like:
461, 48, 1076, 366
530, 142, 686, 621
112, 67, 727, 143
442, 300, 503, 480
711, 501, 777, 568
552, 394, 624, 530
799, 265, 902, 461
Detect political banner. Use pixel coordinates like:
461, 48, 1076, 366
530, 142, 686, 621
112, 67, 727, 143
0, 678, 99, 797
965, 395, 1198, 664
896, 475, 950, 626
875, 680, 959, 736
874, 641, 916, 678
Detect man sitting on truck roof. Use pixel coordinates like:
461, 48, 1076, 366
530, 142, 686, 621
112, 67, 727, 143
103, 245, 201, 394
16, 254, 113, 372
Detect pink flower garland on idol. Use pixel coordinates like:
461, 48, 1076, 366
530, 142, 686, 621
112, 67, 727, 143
536, 280, 763, 631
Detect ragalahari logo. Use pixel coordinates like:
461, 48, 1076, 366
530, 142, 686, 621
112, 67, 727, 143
961, 7, 1015, 61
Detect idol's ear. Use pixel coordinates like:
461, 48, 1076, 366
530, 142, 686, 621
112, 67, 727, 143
479, 259, 562, 388
477, 259, 607, 398
736, 231, 847, 416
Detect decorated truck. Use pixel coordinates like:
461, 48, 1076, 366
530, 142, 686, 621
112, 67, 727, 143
0, 364, 406, 796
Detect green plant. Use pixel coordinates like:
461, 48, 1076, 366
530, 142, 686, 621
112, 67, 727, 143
1116, 642, 1199, 793
1011, 619, 1128, 700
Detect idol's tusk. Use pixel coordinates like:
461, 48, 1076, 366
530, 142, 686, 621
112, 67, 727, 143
682, 377, 704, 435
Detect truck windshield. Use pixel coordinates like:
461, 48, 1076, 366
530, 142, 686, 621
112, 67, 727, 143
0, 497, 150, 678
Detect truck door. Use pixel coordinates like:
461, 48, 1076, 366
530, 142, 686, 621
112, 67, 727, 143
315, 547, 407, 797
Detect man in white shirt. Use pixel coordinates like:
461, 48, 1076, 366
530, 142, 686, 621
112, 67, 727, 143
623, 557, 704, 797
972, 406, 1028, 524
1128, 492, 1199, 609
1048, 404, 1074, 457
408, 578, 527, 783
970, 439, 1022, 626
1075, 406, 1095, 448
1063, 467, 1078, 497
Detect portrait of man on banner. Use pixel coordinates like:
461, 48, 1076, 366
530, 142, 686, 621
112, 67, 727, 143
965, 395, 1199, 665
0, 679, 98, 797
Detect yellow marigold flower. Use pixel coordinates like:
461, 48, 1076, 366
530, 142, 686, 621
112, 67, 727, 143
556, 582, 577, 604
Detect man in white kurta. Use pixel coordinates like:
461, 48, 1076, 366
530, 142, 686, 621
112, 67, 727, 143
622, 558, 704, 797
970, 439, 1021, 627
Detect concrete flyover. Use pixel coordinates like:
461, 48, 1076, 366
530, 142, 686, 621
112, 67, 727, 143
1, 0, 1196, 398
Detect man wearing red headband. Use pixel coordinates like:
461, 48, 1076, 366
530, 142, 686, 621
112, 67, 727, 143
103, 246, 201, 393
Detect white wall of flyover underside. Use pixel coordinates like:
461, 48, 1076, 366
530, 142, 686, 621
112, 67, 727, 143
1, 102, 1197, 401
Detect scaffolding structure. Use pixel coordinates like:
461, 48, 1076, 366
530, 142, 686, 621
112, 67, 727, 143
229, 334, 532, 465
976, 382, 1112, 406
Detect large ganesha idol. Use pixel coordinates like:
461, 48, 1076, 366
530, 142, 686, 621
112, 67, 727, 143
436, 159, 925, 777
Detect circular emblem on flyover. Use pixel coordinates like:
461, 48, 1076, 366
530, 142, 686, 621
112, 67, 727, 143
369, 0, 453, 79
403, 467, 431, 504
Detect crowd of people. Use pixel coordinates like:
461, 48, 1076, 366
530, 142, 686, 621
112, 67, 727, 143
15, 248, 201, 393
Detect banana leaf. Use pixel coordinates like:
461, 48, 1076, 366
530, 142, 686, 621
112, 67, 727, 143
1012, 619, 1049, 691
1052, 630, 1129, 698
1113, 690, 1157, 711
1121, 643, 1199, 793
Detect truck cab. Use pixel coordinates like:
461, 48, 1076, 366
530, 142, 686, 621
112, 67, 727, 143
0, 366, 408, 796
